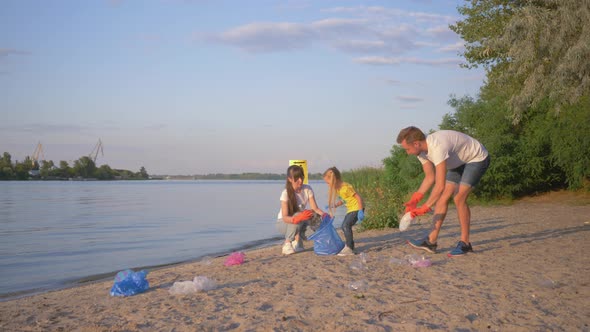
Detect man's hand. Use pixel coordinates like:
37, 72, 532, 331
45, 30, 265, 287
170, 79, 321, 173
410, 204, 431, 218
292, 210, 314, 224
404, 192, 424, 213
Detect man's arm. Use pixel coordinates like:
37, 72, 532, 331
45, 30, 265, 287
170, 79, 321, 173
423, 160, 447, 208
417, 161, 435, 195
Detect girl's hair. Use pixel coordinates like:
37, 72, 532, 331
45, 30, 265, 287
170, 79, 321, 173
323, 166, 342, 216
285, 165, 305, 216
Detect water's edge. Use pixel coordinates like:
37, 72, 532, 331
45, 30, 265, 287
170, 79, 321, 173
0, 235, 283, 302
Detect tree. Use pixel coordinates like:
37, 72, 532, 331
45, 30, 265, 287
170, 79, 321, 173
451, 0, 590, 123
40, 160, 55, 178
0, 152, 14, 179
139, 166, 149, 179
96, 165, 115, 180
14, 158, 32, 180
58, 161, 72, 178
73, 156, 97, 178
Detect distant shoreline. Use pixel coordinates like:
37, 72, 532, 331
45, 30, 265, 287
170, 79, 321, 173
150, 173, 325, 181
2, 173, 326, 181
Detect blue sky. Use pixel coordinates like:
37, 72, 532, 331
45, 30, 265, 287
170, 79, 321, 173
0, 0, 484, 175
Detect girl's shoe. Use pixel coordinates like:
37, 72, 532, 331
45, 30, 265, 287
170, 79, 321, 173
291, 240, 304, 252
282, 242, 295, 255
337, 246, 355, 256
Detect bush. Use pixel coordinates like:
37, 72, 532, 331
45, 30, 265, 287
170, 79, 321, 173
343, 166, 405, 229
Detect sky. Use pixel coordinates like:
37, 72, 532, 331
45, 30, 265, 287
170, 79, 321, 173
0, 0, 485, 175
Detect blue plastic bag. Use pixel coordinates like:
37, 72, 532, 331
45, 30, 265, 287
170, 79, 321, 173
110, 269, 149, 297
308, 214, 345, 255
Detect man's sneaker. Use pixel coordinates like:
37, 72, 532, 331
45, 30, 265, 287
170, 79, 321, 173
447, 241, 473, 257
408, 237, 437, 254
282, 242, 295, 255
291, 240, 304, 252
337, 246, 355, 256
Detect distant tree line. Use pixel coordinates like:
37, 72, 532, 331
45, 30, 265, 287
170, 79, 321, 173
0, 152, 149, 180
191, 172, 324, 180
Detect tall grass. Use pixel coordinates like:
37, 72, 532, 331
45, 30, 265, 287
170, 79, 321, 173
342, 167, 405, 229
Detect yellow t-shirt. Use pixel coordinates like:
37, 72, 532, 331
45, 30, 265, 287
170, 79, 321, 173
338, 182, 361, 212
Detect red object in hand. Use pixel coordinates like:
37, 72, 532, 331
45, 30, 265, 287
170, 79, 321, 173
292, 210, 314, 224
410, 204, 431, 218
404, 192, 424, 213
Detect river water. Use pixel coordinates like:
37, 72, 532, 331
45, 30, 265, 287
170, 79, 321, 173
0, 180, 339, 299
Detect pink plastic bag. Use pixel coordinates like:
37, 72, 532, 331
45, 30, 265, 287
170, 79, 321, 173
224, 252, 245, 266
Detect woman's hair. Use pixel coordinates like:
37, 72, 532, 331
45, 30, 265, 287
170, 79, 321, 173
323, 166, 342, 216
396, 126, 425, 144
285, 165, 305, 216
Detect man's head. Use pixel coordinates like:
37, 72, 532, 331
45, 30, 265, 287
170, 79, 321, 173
397, 126, 426, 156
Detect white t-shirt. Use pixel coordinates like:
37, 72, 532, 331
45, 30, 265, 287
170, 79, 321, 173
417, 130, 488, 169
276, 184, 315, 221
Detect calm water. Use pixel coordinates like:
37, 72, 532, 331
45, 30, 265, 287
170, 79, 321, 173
0, 180, 336, 299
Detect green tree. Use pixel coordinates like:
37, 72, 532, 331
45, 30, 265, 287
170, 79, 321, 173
40, 160, 55, 178
14, 158, 32, 180
548, 96, 590, 189
451, 0, 590, 123
0, 152, 14, 179
73, 156, 97, 178
139, 166, 149, 179
57, 161, 72, 178
96, 164, 115, 180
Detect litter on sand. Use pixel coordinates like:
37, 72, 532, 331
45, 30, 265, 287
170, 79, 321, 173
110, 269, 149, 297
169, 276, 217, 295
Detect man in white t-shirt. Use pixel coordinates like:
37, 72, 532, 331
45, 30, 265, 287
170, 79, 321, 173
397, 126, 491, 257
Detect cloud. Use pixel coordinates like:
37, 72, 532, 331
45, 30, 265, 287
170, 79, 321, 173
310, 18, 368, 32
0, 48, 29, 57
143, 124, 168, 130
354, 56, 461, 66
385, 78, 401, 85
215, 22, 314, 52
324, 6, 456, 24
437, 41, 464, 53
331, 39, 388, 53
399, 104, 419, 110
204, 5, 462, 67
0, 123, 89, 134
0, 122, 130, 135
396, 95, 424, 103
426, 25, 457, 41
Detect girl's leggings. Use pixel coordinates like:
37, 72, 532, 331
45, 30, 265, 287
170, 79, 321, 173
341, 210, 360, 249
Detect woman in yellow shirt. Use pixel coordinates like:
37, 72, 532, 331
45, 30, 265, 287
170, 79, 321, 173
323, 167, 364, 256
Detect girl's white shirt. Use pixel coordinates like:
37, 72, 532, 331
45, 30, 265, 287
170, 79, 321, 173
276, 184, 315, 221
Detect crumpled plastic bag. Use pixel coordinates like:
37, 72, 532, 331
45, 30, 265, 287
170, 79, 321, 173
399, 212, 414, 231
110, 269, 149, 297
224, 251, 245, 266
405, 254, 432, 268
169, 276, 217, 295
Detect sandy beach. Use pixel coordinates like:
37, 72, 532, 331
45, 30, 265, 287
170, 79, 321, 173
1, 193, 589, 331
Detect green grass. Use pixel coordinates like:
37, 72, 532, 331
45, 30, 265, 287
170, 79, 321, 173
342, 167, 404, 230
